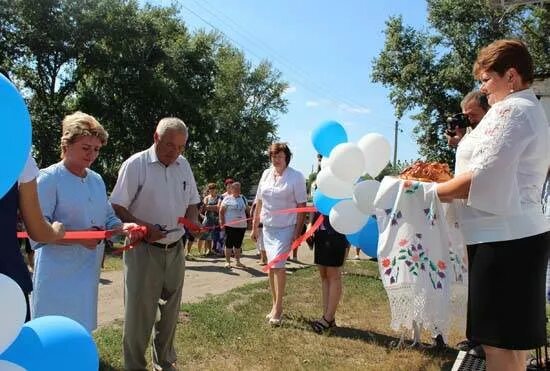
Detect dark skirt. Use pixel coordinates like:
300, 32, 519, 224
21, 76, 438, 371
313, 230, 350, 267
466, 232, 550, 350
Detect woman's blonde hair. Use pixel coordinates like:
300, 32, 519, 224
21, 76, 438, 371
60, 111, 108, 158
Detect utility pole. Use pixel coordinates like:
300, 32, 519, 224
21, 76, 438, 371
393, 120, 399, 168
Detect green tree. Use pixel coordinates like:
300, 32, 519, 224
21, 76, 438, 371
74, 2, 214, 188
372, 0, 549, 166
1, 0, 287, 194
0, 0, 104, 166
199, 44, 286, 193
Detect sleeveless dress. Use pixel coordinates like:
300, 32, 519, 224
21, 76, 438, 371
201, 195, 220, 241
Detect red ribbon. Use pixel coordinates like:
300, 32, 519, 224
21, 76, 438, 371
17, 230, 116, 239
178, 206, 321, 271
178, 205, 319, 233
262, 214, 324, 272
17, 206, 321, 260
17, 226, 148, 254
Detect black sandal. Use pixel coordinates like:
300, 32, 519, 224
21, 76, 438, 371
311, 316, 336, 334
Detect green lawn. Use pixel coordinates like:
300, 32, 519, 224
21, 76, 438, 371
95, 260, 464, 370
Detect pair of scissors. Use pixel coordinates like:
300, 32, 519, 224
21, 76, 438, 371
154, 224, 180, 235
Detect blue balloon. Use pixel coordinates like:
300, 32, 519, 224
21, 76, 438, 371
0, 74, 32, 199
311, 120, 347, 157
313, 190, 343, 215
346, 216, 379, 258
0, 316, 99, 371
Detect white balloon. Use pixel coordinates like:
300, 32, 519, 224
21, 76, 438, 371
328, 143, 365, 182
329, 199, 369, 235
0, 274, 26, 354
353, 179, 381, 215
315, 167, 354, 199
0, 360, 26, 371
320, 156, 331, 169
358, 133, 391, 177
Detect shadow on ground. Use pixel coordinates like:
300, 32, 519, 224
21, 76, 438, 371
282, 311, 458, 370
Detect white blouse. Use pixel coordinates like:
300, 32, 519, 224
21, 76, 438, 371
255, 166, 307, 228
454, 88, 550, 244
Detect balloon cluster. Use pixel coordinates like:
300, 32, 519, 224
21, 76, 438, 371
0, 274, 99, 371
311, 121, 391, 258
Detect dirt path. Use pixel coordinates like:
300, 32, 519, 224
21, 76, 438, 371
97, 246, 316, 327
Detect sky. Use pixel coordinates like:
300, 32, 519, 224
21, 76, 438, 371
147, 0, 430, 176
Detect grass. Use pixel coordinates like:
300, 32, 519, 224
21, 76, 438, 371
95, 259, 463, 370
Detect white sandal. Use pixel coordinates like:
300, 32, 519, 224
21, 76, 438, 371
269, 316, 283, 326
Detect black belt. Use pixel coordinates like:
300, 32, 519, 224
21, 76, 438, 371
150, 240, 180, 249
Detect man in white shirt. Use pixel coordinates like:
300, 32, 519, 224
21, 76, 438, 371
110, 118, 200, 371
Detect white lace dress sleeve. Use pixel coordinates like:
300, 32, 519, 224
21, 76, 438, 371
467, 103, 534, 215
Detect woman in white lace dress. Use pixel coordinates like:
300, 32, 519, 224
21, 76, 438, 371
437, 40, 549, 371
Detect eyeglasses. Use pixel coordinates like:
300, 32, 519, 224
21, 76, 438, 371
270, 153, 286, 160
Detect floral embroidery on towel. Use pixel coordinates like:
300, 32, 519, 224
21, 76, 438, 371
381, 233, 447, 289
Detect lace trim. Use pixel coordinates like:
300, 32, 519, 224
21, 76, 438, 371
470, 104, 522, 171
385, 285, 450, 336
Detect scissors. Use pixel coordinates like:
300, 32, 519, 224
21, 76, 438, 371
154, 225, 181, 234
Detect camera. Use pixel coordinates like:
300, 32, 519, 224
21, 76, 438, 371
445, 113, 470, 135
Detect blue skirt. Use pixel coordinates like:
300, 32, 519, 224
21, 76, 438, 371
263, 225, 294, 268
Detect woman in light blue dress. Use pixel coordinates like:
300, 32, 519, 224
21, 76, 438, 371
32, 112, 139, 332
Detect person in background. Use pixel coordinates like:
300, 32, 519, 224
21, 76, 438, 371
445, 91, 490, 147
308, 211, 349, 333
111, 117, 200, 371
198, 183, 221, 256
216, 178, 234, 256
31, 112, 140, 332
184, 230, 197, 258
444, 90, 491, 353
437, 39, 549, 371
251, 143, 307, 326
221, 178, 234, 198
290, 211, 307, 262
251, 200, 267, 265
219, 182, 249, 269
350, 246, 361, 260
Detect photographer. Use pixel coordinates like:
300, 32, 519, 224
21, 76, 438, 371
445, 91, 489, 147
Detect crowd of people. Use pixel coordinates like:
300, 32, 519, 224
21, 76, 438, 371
1, 38, 549, 371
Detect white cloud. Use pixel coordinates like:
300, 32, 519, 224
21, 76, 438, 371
304, 99, 371, 114
338, 103, 371, 114
306, 100, 320, 107
284, 85, 297, 94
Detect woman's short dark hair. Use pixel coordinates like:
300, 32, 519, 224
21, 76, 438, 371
268, 142, 292, 166
473, 39, 534, 84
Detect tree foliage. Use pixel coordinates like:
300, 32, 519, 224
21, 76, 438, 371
1, 0, 287, 194
372, 0, 549, 166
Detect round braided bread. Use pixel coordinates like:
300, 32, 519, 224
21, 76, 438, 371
399, 161, 453, 183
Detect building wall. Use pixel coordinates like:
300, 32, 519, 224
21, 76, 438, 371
533, 77, 550, 121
